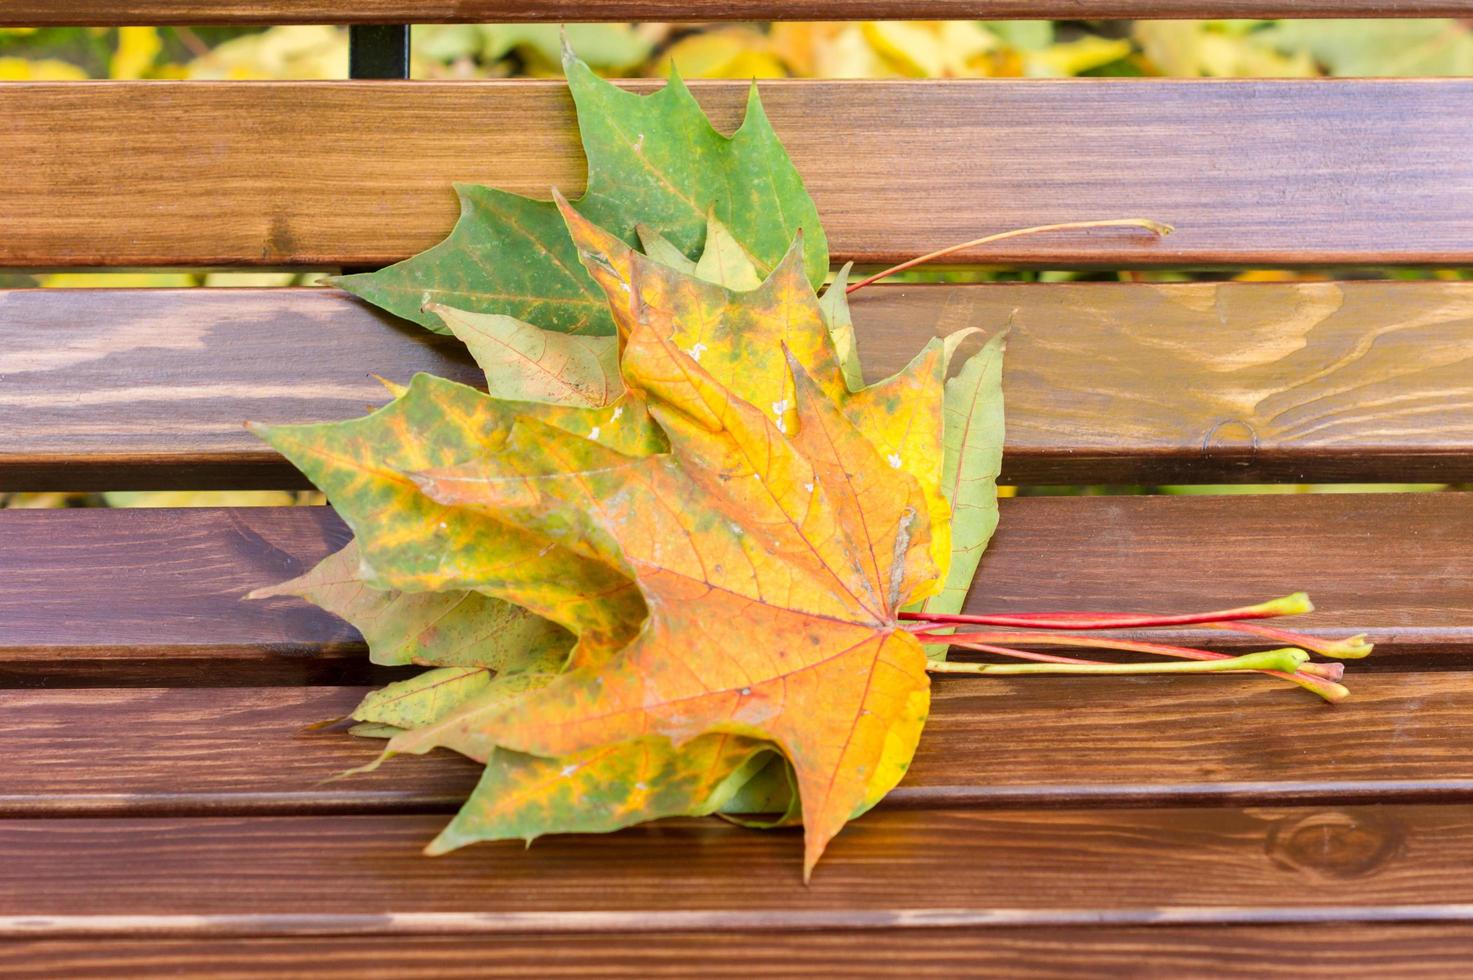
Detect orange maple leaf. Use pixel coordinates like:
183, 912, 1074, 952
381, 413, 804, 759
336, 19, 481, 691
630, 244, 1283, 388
403, 292, 939, 879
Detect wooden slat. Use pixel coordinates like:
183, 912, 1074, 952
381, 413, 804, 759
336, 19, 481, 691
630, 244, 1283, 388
5, 80, 1473, 269
7, 1, 1473, 26
6, 282, 1473, 489
3, 805, 1473, 932
9, 925, 1473, 978
9, 670, 1473, 817
0, 493, 1467, 684
0, 504, 363, 686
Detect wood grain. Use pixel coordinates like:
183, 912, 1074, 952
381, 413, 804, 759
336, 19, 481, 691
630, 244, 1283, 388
6, 80, 1473, 268
9, 925, 1473, 979
2, 805, 1472, 930
6, 282, 1473, 489
10, 671, 1473, 817
7, 1, 1472, 25
0, 493, 1466, 684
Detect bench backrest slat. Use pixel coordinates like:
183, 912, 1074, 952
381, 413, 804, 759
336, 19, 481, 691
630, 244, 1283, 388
5, 281, 1472, 490
5, 79, 1473, 270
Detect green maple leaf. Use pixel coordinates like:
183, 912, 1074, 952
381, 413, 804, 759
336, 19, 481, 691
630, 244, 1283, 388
331, 47, 826, 335
921, 331, 1007, 623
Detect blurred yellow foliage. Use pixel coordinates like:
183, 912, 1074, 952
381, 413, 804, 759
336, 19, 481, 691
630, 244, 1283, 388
101, 490, 305, 508
770, 23, 892, 77
760, 21, 1128, 79
1134, 21, 1317, 77
184, 25, 348, 79
1, 490, 328, 509
7, 19, 1470, 83
653, 28, 785, 79
1234, 270, 1330, 283
110, 26, 162, 79
1024, 36, 1133, 76
0, 56, 88, 80
40, 273, 198, 288
0, 493, 76, 509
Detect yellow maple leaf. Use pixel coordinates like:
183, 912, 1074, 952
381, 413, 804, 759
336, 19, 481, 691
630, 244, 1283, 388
403, 305, 940, 879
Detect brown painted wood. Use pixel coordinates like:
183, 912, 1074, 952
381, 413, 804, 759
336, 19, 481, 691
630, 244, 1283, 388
5, 80, 1473, 269
0, 289, 479, 491
6, 282, 1473, 490
8, 924, 1473, 979
0, 289, 479, 492
9, 671, 1473, 817
7, 1, 1472, 26
0, 504, 375, 686
0, 493, 1466, 685
0, 805, 1470, 931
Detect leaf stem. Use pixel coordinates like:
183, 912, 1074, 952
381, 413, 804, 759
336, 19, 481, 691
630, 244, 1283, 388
927, 640, 1112, 666
900, 592, 1311, 631
1208, 621, 1373, 660
929, 648, 1309, 678
924, 633, 1348, 702
915, 631, 1273, 662
846, 218, 1174, 294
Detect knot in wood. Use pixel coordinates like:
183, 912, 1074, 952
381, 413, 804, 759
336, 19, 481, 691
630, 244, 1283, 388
1266, 810, 1403, 879
1201, 418, 1260, 457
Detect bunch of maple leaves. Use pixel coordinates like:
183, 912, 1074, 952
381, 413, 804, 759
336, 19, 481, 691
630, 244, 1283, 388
251, 48, 1370, 879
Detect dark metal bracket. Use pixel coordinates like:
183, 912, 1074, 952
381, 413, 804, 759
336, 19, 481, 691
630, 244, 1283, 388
349, 25, 410, 80
343, 26, 410, 273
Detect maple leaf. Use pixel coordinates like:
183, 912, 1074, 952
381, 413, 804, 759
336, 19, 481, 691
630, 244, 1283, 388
273, 204, 978, 850
352, 666, 498, 731
817, 262, 1006, 639
246, 306, 651, 673
632, 221, 1005, 632
923, 330, 1006, 619
264, 200, 1001, 857
817, 262, 865, 392
392, 298, 941, 879
331, 47, 825, 335
244, 50, 1361, 879
428, 734, 778, 855
250, 375, 648, 654
559, 197, 992, 617
425, 305, 622, 408
339, 589, 783, 849
249, 539, 572, 669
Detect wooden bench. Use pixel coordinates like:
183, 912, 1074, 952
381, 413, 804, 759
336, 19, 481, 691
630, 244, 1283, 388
3, 5, 1473, 975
